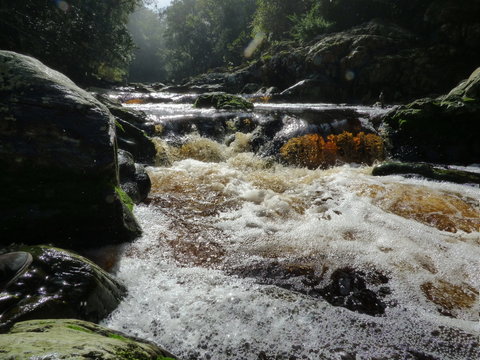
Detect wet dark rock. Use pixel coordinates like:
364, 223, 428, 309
0, 51, 141, 249
133, 164, 152, 202
116, 118, 157, 164
0, 245, 126, 331
128, 83, 155, 94
382, 67, 480, 164
118, 149, 136, 180
319, 268, 388, 316
241, 83, 262, 94
372, 162, 480, 185
118, 150, 151, 204
278, 78, 342, 103
0, 319, 177, 359
95, 93, 155, 135
233, 260, 390, 316
194, 92, 254, 111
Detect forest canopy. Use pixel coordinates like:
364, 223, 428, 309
0, 0, 139, 84
1, 0, 477, 84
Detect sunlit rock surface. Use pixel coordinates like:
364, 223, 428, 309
0, 319, 176, 360
0, 51, 141, 248
0, 245, 126, 331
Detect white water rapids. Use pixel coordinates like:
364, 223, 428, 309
103, 94, 480, 360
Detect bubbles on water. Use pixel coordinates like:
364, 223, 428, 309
103, 96, 480, 358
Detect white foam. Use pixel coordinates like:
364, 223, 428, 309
104, 154, 480, 359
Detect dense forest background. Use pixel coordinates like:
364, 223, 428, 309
1, 0, 479, 85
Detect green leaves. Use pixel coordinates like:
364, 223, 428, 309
0, 0, 139, 84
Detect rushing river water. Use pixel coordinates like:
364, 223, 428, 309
103, 92, 480, 360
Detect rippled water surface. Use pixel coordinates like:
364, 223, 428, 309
103, 94, 480, 360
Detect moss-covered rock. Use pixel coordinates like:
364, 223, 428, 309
0, 319, 177, 359
382, 67, 480, 164
372, 161, 480, 185
0, 51, 141, 248
194, 92, 254, 111
0, 246, 126, 331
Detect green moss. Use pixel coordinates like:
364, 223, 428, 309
115, 186, 134, 212
67, 325, 93, 334
109, 333, 129, 342
115, 119, 125, 132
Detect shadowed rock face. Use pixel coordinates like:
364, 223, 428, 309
0, 319, 177, 360
185, 19, 480, 104
382, 67, 480, 164
0, 245, 126, 331
0, 51, 141, 248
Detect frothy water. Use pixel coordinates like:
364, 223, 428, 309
103, 95, 479, 359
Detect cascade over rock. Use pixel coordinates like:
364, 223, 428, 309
0, 319, 176, 360
0, 51, 141, 248
0, 245, 126, 331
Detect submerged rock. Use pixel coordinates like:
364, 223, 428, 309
0, 246, 126, 331
372, 161, 480, 185
382, 67, 480, 164
234, 260, 390, 316
194, 92, 254, 111
0, 51, 141, 248
0, 319, 176, 359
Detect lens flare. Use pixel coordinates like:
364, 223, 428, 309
345, 70, 355, 81
244, 33, 265, 58
55, 0, 69, 12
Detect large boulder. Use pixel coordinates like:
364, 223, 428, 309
0, 246, 126, 331
0, 319, 177, 359
382, 67, 480, 164
0, 51, 141, 248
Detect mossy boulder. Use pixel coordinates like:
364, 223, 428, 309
0, 246, 126, 331
194, 92, 254, 111
382, 67, 480, 164
0, 319, 177, 359
0, 51, 141, 248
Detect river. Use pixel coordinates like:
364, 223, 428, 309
102, 91, 480, 360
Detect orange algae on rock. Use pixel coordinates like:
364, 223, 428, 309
280, 132, 384, 169
421, 280, 479, 317
357, 183, 480, 233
